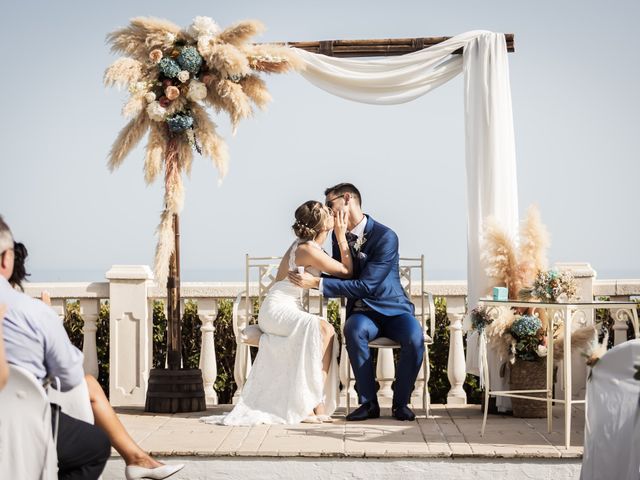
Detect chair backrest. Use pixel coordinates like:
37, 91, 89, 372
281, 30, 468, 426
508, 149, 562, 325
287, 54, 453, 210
47, 378, 94, 424
0, 365, 57, 479
238, 255, 325, 329
237, 254, 431, 336
399, 256, 429, 330
581, 339, 640, 480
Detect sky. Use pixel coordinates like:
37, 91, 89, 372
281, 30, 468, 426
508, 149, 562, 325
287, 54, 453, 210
1, 0, 638, 282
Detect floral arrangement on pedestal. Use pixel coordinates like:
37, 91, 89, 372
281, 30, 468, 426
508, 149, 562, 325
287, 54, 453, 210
521, 269, 577, 303
104, 16, 302, 282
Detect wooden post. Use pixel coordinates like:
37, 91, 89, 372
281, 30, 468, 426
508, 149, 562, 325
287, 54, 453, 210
166, 213, 182, 370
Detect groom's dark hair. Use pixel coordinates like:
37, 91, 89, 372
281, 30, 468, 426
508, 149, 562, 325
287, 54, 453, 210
324, 183, 362, 206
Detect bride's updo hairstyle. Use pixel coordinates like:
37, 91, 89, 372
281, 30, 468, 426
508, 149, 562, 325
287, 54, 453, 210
292, 201, 331, 241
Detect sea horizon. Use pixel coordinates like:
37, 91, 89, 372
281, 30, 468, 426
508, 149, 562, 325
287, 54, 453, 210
26, 267, 640, 283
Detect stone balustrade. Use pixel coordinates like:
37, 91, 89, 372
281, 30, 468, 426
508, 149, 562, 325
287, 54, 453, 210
22, 266, 639, 407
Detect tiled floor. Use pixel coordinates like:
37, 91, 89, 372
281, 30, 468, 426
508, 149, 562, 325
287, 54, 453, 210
115, 404, 584, 459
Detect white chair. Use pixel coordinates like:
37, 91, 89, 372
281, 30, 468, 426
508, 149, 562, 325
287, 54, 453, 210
0, 365, 57, 480
231, 255, 327, 401
342, 256, 436, 417
580, 339, 640, 480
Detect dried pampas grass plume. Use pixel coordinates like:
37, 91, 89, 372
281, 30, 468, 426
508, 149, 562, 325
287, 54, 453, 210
104, 58, 143, 89
177, 139, 194, 176
217, 20, 265, 46
518, 205, 550, 285
240, 75, 271, 110
107, 16, 182, 59
122, 94, 145, 118
246, 44, 305, 73
215, 79, 253, 133
108, 112, 149, 171
482, 217, 523, 298
190, 104, 229, 179
154, 210, 175, 285
553, 325, 597, 359
143, 123, 165, 185
204, 43, 251, 79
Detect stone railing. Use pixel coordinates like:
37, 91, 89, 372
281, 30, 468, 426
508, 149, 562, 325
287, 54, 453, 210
22, 264, 639, 407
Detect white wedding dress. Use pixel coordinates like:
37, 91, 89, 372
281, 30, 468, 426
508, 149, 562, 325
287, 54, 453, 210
201, 240, 339, 425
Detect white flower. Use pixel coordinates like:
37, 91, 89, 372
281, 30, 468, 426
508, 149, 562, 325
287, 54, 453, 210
177, 70, 190, 83
536, 345, 548, 357
165, 32, 176, 43
188, 16, 220, 38
146, 101, 166, 122
187, 79, 208, 101
353, 235, 367, 252
144, 92, 156, 103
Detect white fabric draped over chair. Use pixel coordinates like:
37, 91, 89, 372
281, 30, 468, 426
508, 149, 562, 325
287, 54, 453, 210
293, 30, 519, 407
580, 339, 640, 480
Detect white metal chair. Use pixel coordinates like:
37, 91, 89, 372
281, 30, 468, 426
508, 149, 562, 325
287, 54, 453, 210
0, 365, 58, 480
342, 255, 436, 417
231, 254, 327, 402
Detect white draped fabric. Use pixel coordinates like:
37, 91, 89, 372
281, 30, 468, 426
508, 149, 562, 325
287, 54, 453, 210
293, 31, 519, 403
580, 340, 640, 480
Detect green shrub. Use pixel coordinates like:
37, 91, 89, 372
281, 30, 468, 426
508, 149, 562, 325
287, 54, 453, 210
63, 300, 110, 396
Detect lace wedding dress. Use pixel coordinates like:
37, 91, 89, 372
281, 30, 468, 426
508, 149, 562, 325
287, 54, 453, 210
201, 240, 339, 425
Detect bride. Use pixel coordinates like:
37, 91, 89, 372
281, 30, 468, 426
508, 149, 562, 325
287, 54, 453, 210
202, 200, 353, 425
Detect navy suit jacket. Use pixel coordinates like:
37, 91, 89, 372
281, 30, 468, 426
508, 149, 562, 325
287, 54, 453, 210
322, 215, 414, 318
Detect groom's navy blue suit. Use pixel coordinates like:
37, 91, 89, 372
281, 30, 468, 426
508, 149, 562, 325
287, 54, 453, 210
322, 215, 424, 407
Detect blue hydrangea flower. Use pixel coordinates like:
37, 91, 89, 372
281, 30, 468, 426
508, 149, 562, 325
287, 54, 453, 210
177, 46, 203, 74
166, 112, 194, 132
158, 58, 181, 78
510, 315, 541, 338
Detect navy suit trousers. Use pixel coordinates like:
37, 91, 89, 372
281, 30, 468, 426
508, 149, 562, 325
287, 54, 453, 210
344, 309, 425, 406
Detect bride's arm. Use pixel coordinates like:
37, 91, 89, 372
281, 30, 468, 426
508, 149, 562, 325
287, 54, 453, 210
297, 210, 353, 278
297, 244, 353, 279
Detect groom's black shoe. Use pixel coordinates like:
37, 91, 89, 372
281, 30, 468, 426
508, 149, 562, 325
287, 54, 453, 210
392, 405, 416, 421
346, 401, 380, 421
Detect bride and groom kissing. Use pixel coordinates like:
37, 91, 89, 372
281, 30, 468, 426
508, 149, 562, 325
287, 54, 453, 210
201, 183, 424, 426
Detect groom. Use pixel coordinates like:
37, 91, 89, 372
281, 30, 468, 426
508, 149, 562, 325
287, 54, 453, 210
289, 183, 424, 421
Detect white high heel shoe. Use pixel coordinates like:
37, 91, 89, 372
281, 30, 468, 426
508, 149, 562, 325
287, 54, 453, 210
125, 463, 185, 480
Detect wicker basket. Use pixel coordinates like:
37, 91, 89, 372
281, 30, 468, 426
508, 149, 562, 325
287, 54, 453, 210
509, 358, 547, 418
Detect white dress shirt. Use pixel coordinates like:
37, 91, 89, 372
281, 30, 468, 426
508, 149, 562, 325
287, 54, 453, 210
318, 214, 367, 294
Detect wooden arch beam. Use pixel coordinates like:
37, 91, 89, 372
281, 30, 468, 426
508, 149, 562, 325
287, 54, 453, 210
270, 33, 514, 57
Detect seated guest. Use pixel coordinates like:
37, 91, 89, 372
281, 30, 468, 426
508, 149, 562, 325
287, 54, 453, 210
0, 218, 110, 479
5, 232, 184, 480
0, 304, 8, 390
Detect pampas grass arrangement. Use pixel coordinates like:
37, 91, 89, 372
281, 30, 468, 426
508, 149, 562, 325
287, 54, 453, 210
105, 16, 301, 283
482, 205, 550, 299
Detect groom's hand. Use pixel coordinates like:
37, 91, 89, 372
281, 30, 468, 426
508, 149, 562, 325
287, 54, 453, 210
288, 271, 320, 290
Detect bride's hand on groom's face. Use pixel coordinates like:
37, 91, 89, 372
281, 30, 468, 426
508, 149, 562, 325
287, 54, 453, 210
288, 271, 320, 290
333, 210, 348, 238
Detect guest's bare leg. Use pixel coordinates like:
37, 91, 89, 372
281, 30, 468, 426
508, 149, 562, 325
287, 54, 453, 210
314, 320, 335, 416
85, 374, 162, 468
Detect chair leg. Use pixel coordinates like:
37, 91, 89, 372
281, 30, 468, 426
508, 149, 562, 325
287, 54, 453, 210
424, 350, 430, 418
481, 387, 489, 437
346, 363, 351, 415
